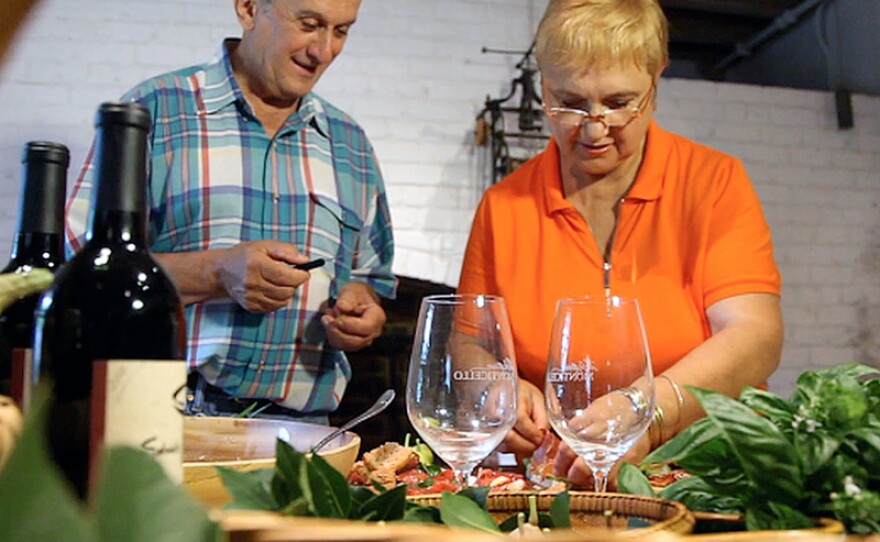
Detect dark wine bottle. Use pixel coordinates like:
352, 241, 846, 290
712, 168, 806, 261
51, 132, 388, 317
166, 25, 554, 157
0, 141, 69, 410
33, 102, 186, 500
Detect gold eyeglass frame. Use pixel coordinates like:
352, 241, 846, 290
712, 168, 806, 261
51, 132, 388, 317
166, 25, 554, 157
545, 83, 656, 130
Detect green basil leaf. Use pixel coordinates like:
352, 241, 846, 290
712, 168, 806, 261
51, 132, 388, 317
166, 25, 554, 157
643, 417, 719, 464
438, 491, 500, 532
645, 417, 748, 497
549, 490, 571, 528
849, 428, 880, 477
864, 376, 880, 405
675, 438, 745, 493
278, 497, 311, 517
274, 438, 305, 502
298, 452, 352, 518
820, 363, 879, 381
659, 476, 743, 514
796, 430, 840, 475
349, 485, 375, 512
354, 484, 407, 521
739, 387, 795, 427
271, 472, 295, 506
617, 463, 655, 497
819, 375, 870, 428
813, 452, 869, 497
744, 501, 812, 531
457, 485, 490, 509
793, 365, 877, 428
690, 386, 804, 505
791, 371, 823, 409
423, 463, 443, 477
95, 446, 223, 542
402, 503, 441, 524
0, 388, 97, 542
413, 442, 434, 466
218, 466, 277, 510
827, 487, 880, 534
497, 513, 521, 532
537, 512, 555, 529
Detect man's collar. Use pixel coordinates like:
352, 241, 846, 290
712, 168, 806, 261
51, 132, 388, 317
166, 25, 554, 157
201, 39, 330, 139
199, 39, 244, 115
294, 94, 331, 139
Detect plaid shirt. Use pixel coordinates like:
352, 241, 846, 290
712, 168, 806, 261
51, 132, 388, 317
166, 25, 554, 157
66, 40, 396, 413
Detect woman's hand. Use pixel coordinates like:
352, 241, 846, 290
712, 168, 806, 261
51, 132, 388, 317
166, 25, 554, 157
553, 430, 652, 490
501, 378, 549, 459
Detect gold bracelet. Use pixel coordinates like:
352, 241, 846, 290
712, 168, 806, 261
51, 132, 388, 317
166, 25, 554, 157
658, 374, 685, 428
618, 386, 648, 412
650, 403, 665, 447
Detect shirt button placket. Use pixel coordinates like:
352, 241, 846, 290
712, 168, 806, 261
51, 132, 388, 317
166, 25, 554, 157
270, 139, 280, 205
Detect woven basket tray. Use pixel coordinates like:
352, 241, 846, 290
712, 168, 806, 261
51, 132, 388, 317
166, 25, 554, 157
408, 491, 695, 536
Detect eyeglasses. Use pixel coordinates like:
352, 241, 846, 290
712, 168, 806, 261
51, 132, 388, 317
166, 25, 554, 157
545, 84, 655, 130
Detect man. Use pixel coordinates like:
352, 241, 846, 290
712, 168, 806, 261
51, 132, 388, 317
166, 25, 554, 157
66, 0, 396, 423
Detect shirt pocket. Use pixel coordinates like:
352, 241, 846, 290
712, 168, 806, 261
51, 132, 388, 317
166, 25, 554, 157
308, 192, 364, 271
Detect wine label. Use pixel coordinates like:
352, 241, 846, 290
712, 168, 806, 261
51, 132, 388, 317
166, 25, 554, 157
90, 359, 185, 484
10, 347, 32, 413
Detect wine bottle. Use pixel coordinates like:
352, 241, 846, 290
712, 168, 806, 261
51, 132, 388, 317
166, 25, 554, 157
0, 141, 69, 410
33, 102, 186, 500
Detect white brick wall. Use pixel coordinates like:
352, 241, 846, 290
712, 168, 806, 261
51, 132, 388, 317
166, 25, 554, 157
1, 0, 878, 396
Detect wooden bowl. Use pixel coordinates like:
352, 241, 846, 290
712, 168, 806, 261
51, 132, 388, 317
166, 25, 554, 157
212, 510, 456, 542
183, 417, 360, 508
213, 510, 681, 542
408, 491, 695, 536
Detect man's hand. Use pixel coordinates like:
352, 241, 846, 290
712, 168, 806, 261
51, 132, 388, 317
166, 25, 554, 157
215, 240, 313, 312
321, 281, 386, 351
501, 378, 549, 459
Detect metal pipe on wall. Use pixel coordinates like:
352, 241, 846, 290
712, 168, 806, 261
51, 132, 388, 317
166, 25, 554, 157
712, 0, 829, 73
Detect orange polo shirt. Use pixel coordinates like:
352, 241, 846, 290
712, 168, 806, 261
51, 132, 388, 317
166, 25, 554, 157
457, 122, 781, 388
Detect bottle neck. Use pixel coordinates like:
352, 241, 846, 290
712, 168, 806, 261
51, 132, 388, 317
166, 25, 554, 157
87, 209, 147, 245
8, 232, 64, 264
86, 112, 150, 246
17, 159, 67, 236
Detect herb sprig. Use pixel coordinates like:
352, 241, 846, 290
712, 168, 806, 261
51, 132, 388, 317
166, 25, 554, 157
219, 438, 572, 532
618, 363, 880, 534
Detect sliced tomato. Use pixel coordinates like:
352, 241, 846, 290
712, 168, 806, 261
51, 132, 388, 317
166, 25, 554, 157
347, 470, 367, 485
349, 460, 540, 496
474, 467, 528, 489
413, 479, 459, 495
397, 468, 429, 486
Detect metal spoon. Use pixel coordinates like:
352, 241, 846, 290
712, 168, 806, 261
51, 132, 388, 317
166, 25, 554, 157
311, 388, 396, 453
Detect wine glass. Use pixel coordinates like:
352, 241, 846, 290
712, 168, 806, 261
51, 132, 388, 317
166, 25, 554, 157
544, 295, 655, 492
406, 294, 518, 488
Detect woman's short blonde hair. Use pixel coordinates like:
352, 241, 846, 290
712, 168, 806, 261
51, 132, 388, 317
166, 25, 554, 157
535, 0, 669, 76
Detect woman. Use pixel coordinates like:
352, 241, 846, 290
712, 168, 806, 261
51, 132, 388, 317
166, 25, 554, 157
457, 0, 783, 488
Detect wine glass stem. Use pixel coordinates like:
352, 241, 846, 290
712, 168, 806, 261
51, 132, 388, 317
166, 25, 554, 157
593, 470, 609, 493
453, 467, 473, 489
